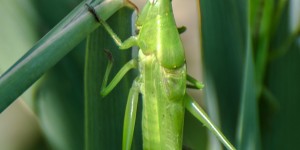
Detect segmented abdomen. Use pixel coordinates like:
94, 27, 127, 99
139, 52, 186, 150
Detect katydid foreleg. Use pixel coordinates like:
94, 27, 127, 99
86, 3, 138, 50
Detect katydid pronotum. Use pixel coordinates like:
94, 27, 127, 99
86, 0, 236, 149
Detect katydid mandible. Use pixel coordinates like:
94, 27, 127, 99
86, 0, 236, 149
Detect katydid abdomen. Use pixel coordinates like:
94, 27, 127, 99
139, 51, 186, 149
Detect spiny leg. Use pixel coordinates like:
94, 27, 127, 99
186, 74, 204, 89
85, 3, 138, 49
184, 94, 236, 150
100, 50, 138, 96
123, 78, 140, 150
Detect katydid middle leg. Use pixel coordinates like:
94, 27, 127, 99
100, 57, 138, 96
100, 51, 140, 150
186, 74, 204, 89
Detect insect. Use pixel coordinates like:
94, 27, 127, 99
86, 0, 235, 150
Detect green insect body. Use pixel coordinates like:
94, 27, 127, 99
86, 0, 236, 150
137, 1, 186, 148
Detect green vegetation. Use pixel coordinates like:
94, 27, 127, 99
0, 0, 299, 149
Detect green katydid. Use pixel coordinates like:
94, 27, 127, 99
86, 0, 236, 149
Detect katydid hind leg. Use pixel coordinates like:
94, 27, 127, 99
186, 74, 204, 89
100, 58, 138, 96
123, 78, 140, 150
184, 94, 236, 150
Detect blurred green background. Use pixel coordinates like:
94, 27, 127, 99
0, 0, 300, 150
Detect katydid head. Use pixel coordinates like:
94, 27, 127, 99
136, 0, 173, 28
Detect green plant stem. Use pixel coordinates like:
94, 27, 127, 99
0, 0, 124, 112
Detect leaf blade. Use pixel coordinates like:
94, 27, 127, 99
0, 0, 124, 112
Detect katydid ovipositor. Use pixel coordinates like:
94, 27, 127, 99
86, 0, 235, 149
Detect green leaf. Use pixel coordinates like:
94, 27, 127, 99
199, 0, 247, 143
235, 1, 261, 149
0, 0, 39, 74
236, 27, 260, 150
0, 0, 40, 108
0, 0, 124, 112
34, 49, 85, 150
263, 42, 300, 150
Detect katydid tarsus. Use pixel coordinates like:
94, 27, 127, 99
86, 0, 235, 149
